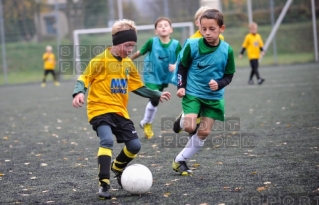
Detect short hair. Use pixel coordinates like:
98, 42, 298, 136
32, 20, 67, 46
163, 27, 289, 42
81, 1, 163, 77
194, 6, 211, 21
249, 22, 258, 29
46, 45, 52, 51
200, 9, 224, 27
112, 19, 137, 35
154, 17, 172, 29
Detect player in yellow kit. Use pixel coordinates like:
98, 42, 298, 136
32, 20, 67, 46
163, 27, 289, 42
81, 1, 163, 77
41, 45, 59, 87
239, 22, 265, 85
72, 19, 171, 200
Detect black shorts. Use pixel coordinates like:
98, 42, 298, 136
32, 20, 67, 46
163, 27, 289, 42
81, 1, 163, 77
90, 113, 138, 143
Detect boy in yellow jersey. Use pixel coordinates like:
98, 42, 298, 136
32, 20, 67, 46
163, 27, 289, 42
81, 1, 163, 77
130, 17, 182, 139
41, 45, 59, 87
172, 6, 225, 134
239, 22, 265, 85
172, 9, 235, 176
72, 19, 171, 200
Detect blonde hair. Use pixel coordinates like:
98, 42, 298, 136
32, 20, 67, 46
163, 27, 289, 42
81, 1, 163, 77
112, 19, 137, 35
249, 22, 258, 29
46, 45, 52, 51
194, 6, 211, 21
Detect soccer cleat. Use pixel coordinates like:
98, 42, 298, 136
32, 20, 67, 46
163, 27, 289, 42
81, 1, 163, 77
111, 161, 123, 188
172, 159, 193, 176
258, 78, 265, 85
173, 112, 183, 133
54, 81, 60, 86
98, 183, 111, 200
140, 121, 154, 139
41, 83, 46, 87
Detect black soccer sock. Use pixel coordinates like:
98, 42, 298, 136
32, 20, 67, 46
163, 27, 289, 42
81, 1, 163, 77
97, 147, 112, 185
112, 146, 137, 171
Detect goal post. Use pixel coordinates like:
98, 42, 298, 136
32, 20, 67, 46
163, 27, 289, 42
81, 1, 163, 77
72, 22, 194, 75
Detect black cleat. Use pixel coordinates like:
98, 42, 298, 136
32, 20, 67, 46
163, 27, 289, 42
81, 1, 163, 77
111, 161, 123, 188
99, 183, 111, 200
258, 78, 265, 85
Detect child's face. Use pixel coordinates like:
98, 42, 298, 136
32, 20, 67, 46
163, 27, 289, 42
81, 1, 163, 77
112, 41, 136, 58
200, 18, 225, 45
155, 20, 172, 37
249, 25, 258, 34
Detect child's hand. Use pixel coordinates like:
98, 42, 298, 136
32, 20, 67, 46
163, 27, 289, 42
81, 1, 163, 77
176, 88, 185, 98
160, 91, 171, 102
168, 64, 176, 72
72, 93, 85, 108
209, 79, 218, 91
261, 51, 265, 57
238, 54, 243, 59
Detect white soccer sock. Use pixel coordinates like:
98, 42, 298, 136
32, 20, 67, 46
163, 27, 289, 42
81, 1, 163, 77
175, 133, 205, 162
141, 101, 157, 125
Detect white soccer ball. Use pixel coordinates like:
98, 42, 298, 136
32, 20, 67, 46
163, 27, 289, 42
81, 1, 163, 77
121, 164, 153, 195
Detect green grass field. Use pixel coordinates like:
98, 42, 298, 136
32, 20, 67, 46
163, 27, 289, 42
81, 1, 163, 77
0, 21, 318, 85
0, 63, 318, 204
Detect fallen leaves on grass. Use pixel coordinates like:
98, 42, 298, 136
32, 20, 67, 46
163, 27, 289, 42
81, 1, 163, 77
192, 163, 200, 167
215, 162, 223, 165
163, 192, 171, 197
30, 177, 37, 180
3, 136, 8, 140
41, 163, 48, 167
257, 186, 269, 191
0, 173, 4, 176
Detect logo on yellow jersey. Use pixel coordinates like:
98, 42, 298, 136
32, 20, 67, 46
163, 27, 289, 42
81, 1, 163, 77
110, 78, 128, 94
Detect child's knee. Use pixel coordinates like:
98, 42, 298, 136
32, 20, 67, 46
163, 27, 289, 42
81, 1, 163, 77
125, 139, 141, 154
100, 138, 114, 148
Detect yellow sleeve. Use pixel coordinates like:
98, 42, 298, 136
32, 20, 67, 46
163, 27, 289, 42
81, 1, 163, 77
219, 34, 224, 41
127, 61, 144, 92
78, 57, 105, 88
242, 34, 249, 48
42, 53, 48, 60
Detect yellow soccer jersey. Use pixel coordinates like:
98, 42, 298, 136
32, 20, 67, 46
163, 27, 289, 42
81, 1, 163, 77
78, 48, 144, 121
190, 30, 224, 40
242, 33, 264, 60
43, 53, 56, 70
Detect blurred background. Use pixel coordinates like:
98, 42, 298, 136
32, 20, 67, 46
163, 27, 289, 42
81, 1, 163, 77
0, 0, 318, 85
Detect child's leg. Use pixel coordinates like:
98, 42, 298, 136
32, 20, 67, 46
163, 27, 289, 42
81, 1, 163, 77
251, 59, 260, 80
141, 99, 159, 125
112, 138, 141, 171
175, 117, 214, 162
42, 70, 49, 83
249, 60, 255, 81
96, 125, 114, 186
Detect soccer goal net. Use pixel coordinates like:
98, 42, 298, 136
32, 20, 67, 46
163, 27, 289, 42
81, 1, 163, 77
70, 22, 194, 76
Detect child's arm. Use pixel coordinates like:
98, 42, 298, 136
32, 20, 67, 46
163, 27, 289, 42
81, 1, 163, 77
130, 50, 141, 60
130, 38, 153, 61
213, 46, 236, 90
132, 86, 170, 102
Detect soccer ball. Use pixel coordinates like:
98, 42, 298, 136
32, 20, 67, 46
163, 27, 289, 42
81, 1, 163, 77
121, 164, 153, 194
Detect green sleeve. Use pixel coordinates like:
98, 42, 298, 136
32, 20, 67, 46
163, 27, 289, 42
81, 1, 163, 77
180, 43, 192, 67
175, 43, 182, 58
132, 86, 162, 98
225, 46, 236, 74
139, 38, 153, 55
72, 80, 87, 98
